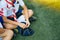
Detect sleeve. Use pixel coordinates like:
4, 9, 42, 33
19, 0, 25, 7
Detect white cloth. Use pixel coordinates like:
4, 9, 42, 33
5, 0, 14, 17
6, 0, 25, 17
3, 0, 26, 22
6, 8, 14, 17
17, 15, 26, 23
14, 0, 25, 13
0, 0, 7, 8
0, 0, 7, 16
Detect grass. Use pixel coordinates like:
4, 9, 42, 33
12, 0, 60, 40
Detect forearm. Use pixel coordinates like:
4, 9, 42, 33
23, 5, 29, 21
3, 16, 22, 26
5, 19, 21, 26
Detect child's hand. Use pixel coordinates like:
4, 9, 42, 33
19, 23, 27, 29
0, 28, 5, 34
26, 20, 30, 28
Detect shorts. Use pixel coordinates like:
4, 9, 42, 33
16, 9, 23, 18
0, 16, 4, 28
7, 15, 26, 23
0, 16, 4, 24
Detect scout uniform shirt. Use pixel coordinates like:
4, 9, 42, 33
6, 0, 25, 17
6, 0, 26, 22
0, 0, 7, 28
0, 0, 7, 16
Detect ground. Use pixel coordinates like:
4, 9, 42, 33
12, 0, 60, 40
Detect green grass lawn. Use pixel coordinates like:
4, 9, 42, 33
12, 0, 60, 40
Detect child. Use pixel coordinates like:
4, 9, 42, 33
4, 0, 30, 29
0, 0, 13, 40
0, 16, 13, 40
3, 0, 34, 36
4, 0, 35, 29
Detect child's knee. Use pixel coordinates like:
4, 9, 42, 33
7, 30, 14, 36
28, 9, 34, 15
9, 30, 13, 33
3, 30, 14, 40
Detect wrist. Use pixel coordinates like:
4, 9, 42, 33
18, 22, 21, 26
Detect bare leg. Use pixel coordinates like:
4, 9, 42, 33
22, 9, 33, 18
3, 30, 13, 40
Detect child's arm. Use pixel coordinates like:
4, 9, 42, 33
19, 0, 30, 27
3, 16, 26, 29
22, 5, 30, 27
